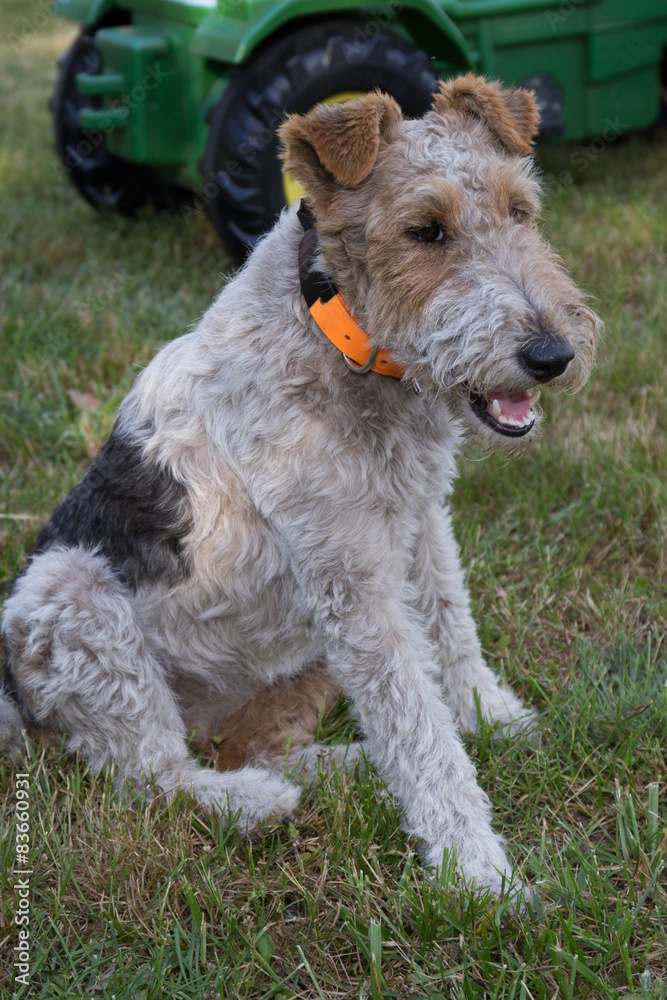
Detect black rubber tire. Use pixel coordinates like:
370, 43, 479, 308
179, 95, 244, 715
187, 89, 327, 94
51, 25, 193, 215
202, 20, 440, 258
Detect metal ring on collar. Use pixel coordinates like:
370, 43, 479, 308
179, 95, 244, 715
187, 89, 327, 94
343, 347, 379, 374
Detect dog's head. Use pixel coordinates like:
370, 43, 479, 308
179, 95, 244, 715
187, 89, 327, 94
279, 75, 598, 445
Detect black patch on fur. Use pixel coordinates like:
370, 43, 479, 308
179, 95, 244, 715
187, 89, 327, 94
2, 650, 19, 702
1, 647, 34, 722
32, 426, 192, 590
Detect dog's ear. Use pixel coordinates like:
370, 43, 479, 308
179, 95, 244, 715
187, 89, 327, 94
278, 92, 402, 197
434, 74, 539, 155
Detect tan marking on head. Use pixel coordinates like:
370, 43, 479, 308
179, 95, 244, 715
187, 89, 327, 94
489, 164, 541, 221
433, 74, 540, 155
278, 92, 403, 209
380, 177, 465, 238
360, 178, 471, 345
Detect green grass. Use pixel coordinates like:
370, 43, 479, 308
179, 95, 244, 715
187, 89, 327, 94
1, 2, 666, 997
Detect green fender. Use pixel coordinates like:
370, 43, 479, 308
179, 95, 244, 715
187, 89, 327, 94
192, 0, 474, 69
54, 0, 118, 24
54, 0, 216, 27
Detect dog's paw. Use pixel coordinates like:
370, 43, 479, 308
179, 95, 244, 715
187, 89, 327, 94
284, 740, 368, 782
426, 832, 517, 900
189, 766, 302, 834
485, 699, 541, 743
455, 683, 540, 741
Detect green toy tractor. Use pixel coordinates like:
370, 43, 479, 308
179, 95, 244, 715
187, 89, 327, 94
51, 0, 667, 257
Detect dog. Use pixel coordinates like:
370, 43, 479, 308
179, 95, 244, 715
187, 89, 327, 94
1, 75, 597, 896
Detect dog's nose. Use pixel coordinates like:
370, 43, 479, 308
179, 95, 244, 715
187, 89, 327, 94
521, 334, 574, 382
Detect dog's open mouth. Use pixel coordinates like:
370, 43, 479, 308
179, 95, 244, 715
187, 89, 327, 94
470, 389, 540, 437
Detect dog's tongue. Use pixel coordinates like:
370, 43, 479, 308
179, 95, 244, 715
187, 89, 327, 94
486, 390, 533, 423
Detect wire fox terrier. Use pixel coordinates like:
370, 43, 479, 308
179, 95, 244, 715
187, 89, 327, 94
1, 75, 597, 896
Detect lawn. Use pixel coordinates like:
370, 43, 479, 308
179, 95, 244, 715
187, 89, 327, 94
0, 1, 666, 997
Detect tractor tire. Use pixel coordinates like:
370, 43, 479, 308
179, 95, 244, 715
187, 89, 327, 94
202, 19, 440, 258
51, 25, 192, 215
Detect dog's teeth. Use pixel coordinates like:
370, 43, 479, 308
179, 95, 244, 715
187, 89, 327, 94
496, 412, 533, 429
528, 390, 541, 405
490, 399, 501, 418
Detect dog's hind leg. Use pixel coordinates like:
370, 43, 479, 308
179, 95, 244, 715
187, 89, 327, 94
0, 674, 25, 759
410, 503, 537, 736
2, 545, 300, 830
210, 661, 366, 782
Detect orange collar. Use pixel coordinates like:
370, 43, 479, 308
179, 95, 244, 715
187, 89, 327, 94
298, 202, 407, 380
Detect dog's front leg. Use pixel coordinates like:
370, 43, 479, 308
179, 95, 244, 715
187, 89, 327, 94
410, 502, 536, 735
322, 580, 513, 895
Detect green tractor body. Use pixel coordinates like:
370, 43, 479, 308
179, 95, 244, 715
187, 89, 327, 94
52, 0, 667, 254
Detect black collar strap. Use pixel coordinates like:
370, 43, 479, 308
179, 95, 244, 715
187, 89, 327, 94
297, 201, 408, 379
297, 201, 338, 308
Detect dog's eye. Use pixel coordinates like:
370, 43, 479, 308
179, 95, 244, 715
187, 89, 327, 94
510, 206, 530, 222
411, 222, 446, 244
